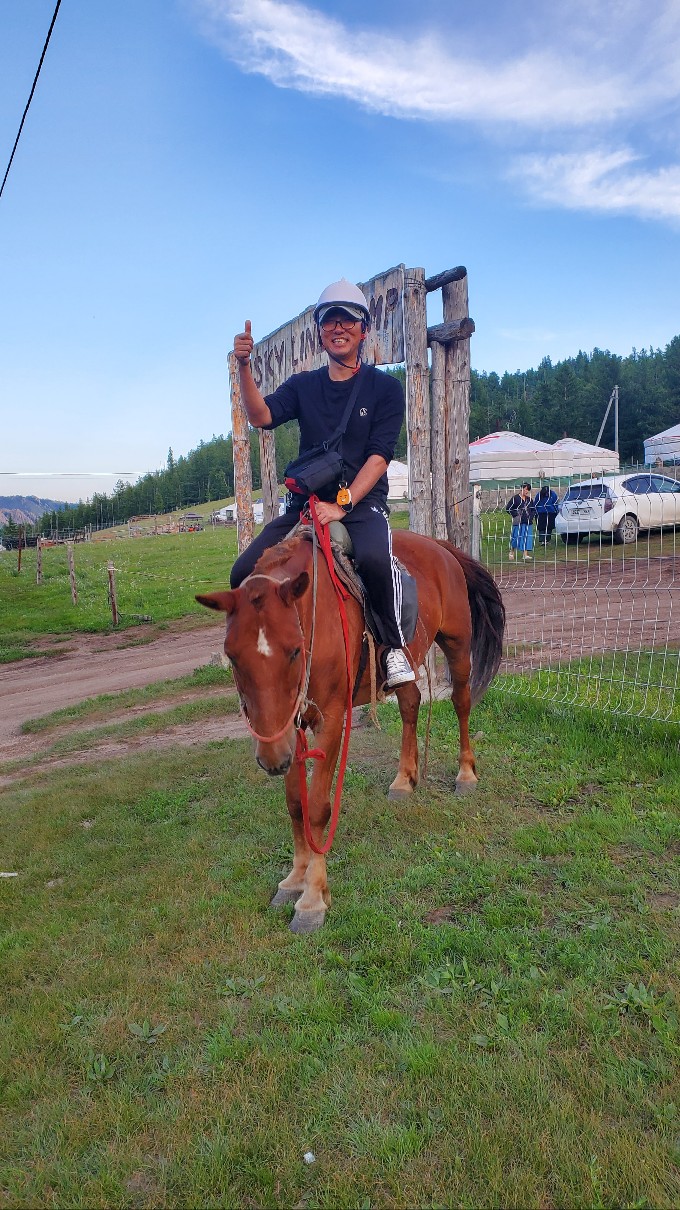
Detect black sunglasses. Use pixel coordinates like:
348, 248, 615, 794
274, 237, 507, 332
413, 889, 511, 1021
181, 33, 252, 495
319, 316, 361, 332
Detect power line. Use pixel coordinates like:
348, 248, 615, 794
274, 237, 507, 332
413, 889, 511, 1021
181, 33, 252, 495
0, 0, 64, 201
0, 471, 146, 478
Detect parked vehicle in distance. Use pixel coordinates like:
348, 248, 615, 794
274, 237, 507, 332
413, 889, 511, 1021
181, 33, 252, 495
556, 473, 680, 544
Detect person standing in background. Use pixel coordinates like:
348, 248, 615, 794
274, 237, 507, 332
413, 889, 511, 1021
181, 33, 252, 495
505, 483, 535, 560
534, 483, 559, 544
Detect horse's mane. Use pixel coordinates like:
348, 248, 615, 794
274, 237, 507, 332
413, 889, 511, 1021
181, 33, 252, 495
254, 533, 308, 576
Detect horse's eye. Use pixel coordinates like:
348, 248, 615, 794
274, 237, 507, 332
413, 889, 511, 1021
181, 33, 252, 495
289, 647, 301, 663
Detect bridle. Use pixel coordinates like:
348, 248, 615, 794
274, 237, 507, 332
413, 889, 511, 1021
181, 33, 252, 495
234, 575, 311, 745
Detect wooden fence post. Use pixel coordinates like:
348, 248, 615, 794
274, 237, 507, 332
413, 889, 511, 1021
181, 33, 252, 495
403, 267, 432, 536
36, 537, 43, 585
17, 527, 24, 574
471, 484, 482, 561
67, 542, 78, 605
443, 269, 472, 551
429, 339, 448, 541
229, 351, 255, 554
107, 561, 119, 626
258, 429, 279, 524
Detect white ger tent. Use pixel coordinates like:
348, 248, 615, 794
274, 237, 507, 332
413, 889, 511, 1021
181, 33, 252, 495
644, 423, 680, 464
468, 431, 555, 481
550, 438, 619, 477
387, 459, 409, 499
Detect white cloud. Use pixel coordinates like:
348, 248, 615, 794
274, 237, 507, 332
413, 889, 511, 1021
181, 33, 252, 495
193, 0, 680, 129
190, 0, 680, 224
517, 149, 680, 222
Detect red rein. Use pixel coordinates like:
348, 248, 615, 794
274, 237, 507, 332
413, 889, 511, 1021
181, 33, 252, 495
241, 496, 354, 856
298, 496, 355, 855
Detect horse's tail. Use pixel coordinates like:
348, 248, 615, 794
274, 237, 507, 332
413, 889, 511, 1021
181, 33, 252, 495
435, 540, 506, 707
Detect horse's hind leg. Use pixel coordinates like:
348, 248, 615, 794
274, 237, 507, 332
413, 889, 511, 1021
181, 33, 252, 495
436, 635, 477, 793
388, 680, 421, 800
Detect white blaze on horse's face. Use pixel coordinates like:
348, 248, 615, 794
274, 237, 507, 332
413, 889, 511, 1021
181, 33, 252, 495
257, 627, 272, 658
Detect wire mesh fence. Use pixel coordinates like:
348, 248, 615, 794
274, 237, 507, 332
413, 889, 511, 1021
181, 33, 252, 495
478, 469, 680, 726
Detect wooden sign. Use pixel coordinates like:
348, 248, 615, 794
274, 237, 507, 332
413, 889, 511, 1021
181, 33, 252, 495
249, 265, 405, 395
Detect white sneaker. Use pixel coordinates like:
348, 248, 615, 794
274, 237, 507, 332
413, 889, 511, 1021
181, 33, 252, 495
384, 648, 416, 688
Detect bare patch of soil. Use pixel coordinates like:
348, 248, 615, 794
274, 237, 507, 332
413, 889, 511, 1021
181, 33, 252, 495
0, 617, 231, 784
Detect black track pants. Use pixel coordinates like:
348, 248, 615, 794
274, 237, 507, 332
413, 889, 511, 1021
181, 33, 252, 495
229, 499, 405, 649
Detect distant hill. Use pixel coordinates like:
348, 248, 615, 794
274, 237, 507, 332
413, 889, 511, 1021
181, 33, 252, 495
0, 496, 73, 527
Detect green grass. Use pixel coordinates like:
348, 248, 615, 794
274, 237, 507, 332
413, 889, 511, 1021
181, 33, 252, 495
481, 513, 679, 566
499, 649, 680, 725
0, 526, 241, 644
1, 688, 678, 1208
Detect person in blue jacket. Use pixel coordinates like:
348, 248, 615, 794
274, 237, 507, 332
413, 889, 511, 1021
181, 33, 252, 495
533, 483, 559, 544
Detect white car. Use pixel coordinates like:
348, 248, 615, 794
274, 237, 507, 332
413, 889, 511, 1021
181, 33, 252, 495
555, 473, 680, 544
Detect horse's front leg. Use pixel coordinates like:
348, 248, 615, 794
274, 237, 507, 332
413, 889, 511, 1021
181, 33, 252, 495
388, 680, 422, 800
270, 763, 311, 907
288, 717, 343, 935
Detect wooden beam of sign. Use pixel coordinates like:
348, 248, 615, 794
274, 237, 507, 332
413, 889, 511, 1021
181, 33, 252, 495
427, 318, 475, 345
424, 266, 467, 292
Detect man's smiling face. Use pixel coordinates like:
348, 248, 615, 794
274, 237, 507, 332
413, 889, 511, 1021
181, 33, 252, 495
318, 308, 365, 365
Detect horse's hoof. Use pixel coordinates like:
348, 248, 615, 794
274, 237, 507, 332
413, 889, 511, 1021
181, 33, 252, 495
455, 779, 477, 796
388, 774, 416, 800
289, 908, 326, 934
270, 887, 302, 907
388, 784, 414, 800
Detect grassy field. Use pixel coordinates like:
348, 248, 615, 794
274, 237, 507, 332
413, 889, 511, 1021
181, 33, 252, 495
0, 527, 241, 658
1, 680, 679, 1208
499, 651, 680, 726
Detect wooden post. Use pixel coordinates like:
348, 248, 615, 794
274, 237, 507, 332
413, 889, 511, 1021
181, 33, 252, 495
229, 351, 255, 554
65, 544, 77, 605
443, 269, 472, 551
471, 484, 482, 561
258, 428, 279, 524
430, 340, 447, 540
107, 561, 119, 626
403, 267, 432, 536
36, 537, 43, 585
17, 526, 24, 574
66, 542, 78, 605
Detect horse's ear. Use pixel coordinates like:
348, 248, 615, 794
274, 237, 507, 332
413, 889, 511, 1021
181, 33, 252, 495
195, 590, 238, 614
278, 571, 310, 605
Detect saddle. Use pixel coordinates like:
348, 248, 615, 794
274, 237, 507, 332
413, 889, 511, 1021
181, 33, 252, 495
294, 520, 418, 647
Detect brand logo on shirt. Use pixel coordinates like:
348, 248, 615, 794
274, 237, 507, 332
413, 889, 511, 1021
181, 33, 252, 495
359, 407, 368, 417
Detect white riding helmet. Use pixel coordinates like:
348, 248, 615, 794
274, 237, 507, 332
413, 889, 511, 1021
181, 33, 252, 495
313, 279, 371, 328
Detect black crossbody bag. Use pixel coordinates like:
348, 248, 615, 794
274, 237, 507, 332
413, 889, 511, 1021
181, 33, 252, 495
284, 366, 365, 496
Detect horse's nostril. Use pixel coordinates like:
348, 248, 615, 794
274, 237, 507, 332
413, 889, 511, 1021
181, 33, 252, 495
256, 755, 292, 776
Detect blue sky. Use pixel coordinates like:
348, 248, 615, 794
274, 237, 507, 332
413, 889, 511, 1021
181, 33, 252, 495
1, 0, 679, 503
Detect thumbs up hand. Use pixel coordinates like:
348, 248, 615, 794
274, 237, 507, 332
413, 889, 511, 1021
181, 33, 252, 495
234, 320, 254, 366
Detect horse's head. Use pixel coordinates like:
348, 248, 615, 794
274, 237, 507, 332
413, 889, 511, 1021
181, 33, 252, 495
196, 570, 310, 775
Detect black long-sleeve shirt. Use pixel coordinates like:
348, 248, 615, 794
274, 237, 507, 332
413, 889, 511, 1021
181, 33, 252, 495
263, 365, 405, 502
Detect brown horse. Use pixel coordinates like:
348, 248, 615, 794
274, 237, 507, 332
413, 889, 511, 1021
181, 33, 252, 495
197, 528, 504, 934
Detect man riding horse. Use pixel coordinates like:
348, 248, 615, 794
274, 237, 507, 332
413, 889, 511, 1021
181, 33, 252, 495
231, 279, 415, 689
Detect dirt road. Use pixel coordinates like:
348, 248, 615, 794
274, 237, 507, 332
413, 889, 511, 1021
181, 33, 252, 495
0, 618, 225, 758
